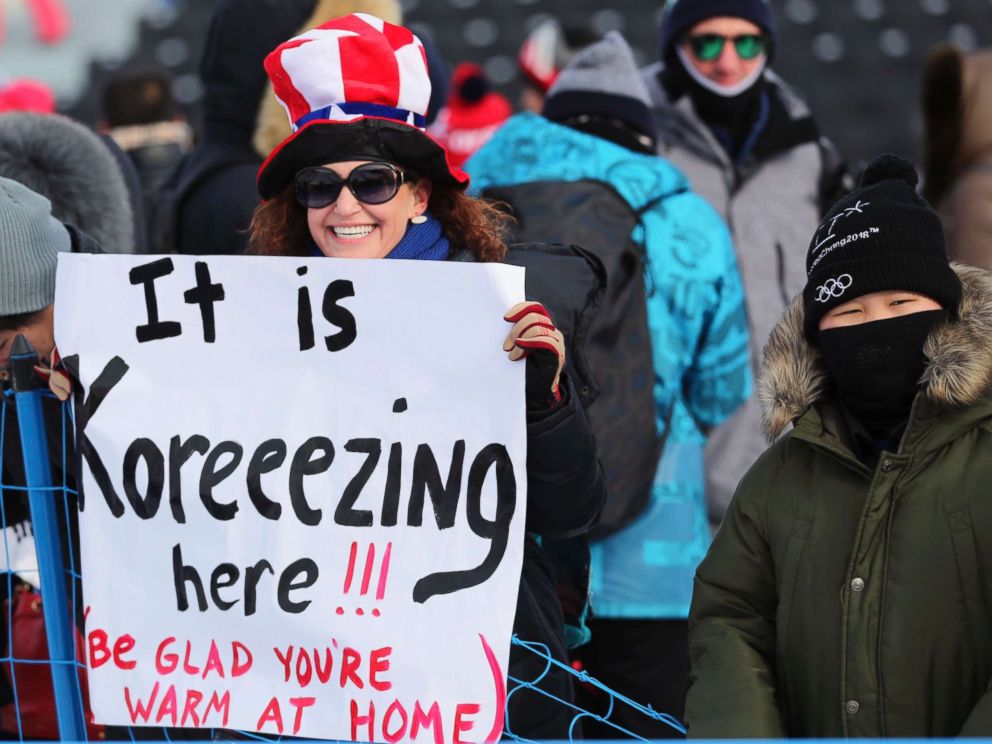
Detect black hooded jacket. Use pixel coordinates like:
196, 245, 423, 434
164, 0, 315, 255
452, 245, 607, 738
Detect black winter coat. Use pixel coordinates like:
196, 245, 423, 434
687, 265, 992, 737
510, 381, 605, 739
453, 244, 607, 739
165, 0, 315, 256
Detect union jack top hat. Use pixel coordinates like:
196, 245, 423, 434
257, 13, 469, 200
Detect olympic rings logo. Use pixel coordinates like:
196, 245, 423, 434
815, 273, 853, 303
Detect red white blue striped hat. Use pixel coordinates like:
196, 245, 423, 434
257, 13, 468, 199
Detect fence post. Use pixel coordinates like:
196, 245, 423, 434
9, 335, 87, 739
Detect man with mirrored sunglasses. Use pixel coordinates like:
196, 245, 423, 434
686, 32, 765, 60
640, 0, 850, 557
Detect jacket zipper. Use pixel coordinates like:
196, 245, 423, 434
874, 490, 897, 736
896, 394, 926, 454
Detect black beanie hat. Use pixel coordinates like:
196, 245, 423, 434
802, 154, 962, 343
658, 0, 778, 67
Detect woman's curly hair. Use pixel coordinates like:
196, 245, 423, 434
248, 173, 511, 262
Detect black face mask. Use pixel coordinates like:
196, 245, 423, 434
660, 61, 766, 153
818, 310, 948, 439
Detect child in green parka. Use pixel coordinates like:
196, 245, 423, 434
686, 154, 992, 737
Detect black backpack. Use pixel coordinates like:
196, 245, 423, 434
483, 180, 672, 538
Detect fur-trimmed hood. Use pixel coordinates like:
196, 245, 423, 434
759, 263, 992, 440
0, 113, 135, 253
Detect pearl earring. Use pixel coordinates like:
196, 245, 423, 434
410, 214, 427, 225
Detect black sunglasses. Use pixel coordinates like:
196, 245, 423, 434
685, 33, 767, 62
294, 162, 409, 209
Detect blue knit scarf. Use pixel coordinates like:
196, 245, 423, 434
385, 213, 449, 261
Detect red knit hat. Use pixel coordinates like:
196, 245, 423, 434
0, 79, 56, 114
432, 63, 511, 168
257, 13, 468, 199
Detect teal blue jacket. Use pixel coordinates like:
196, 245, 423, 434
466, 113, 751, 618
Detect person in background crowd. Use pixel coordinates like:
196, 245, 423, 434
643, 0, 847, 532
101, 64, 193, 235
517, 17, 599, 113
430, 62, 511, 169
0, 112, 141, 253
467, 31, 750, 738
922, 44, 992, 270
0, 79, 55, 114
248, 14, 606, 738
158, 0, 317, 255
686, 154, 992, 737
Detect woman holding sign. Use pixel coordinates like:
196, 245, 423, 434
248, 13, 605, 740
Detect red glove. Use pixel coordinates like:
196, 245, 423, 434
503, 301, 565, 410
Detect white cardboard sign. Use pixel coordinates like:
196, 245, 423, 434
54, 254, 527, 741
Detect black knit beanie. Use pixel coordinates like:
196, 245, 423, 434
658, 0, 778, 67
802, 154, 962, 343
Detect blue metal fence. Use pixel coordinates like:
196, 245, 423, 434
17, 367, 85, 738
0, 335, 684, 741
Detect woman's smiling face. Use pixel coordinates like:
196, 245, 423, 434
306, 160, 431, 259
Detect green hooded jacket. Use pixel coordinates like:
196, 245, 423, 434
686, 265, 992, 737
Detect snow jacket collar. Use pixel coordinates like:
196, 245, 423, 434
642, 64, 819, 173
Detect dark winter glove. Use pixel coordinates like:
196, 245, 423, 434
502, 301, 565, 412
